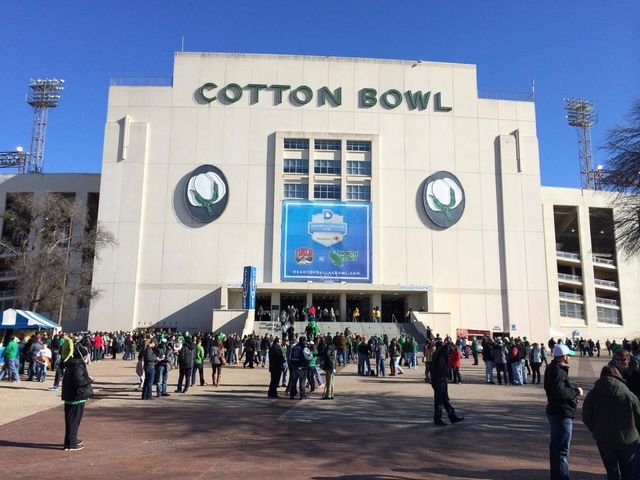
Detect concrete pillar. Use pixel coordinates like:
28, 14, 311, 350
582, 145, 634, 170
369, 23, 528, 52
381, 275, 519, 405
339, 293, 347, 323
371, 293, 382, 313
306, 292, 313, 309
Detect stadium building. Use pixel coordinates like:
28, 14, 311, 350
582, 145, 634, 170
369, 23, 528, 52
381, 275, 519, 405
4, 52, 635, 341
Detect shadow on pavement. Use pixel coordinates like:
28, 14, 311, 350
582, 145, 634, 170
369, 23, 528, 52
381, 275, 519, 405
0, 440, 61, 450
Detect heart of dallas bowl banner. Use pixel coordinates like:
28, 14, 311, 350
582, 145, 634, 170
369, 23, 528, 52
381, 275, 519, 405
281, 200, 372, 283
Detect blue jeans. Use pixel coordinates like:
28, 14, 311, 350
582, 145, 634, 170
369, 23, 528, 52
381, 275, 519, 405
155, 364, 168, 396
281, 363, 288, 385
376, 357, 386, 376
548, 414, 572, 480
38, 363, 47, 381
511, 362, 523, 385
597, 443, 636, 480
289, 366, 307, 399
142, 365, 155, 399
521, 359, 527, 384
484, 360, 494, 383
358, 353, 371, 376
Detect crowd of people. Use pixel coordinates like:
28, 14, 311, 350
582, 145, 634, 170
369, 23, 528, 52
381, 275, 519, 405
2, 323, 640, 478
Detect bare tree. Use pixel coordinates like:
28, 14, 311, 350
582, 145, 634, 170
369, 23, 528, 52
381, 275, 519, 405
0, 193, 115, 323
602, 98, 640, 257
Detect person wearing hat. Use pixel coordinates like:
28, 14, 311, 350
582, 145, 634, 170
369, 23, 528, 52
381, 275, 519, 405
61, 345, 94, 451
544, 343, 583, 480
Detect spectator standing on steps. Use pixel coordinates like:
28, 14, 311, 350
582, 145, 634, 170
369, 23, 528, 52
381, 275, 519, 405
544, 344, 583, 480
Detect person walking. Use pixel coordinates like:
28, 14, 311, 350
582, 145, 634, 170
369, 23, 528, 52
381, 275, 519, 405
471, 337, 479, 365
544, 343, 583, 480
62, 345, 94, 451
176, 337, 195, 393
430, 340, 464, 426
191, 337, 206, 387
530, 343, 543, 384
583, 365, 640, 480
209, 338, 226, 387
267, 337, 285, 398
322, 339, 337, 400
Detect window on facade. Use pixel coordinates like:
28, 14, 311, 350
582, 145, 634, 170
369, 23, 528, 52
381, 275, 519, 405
314, 159, 341, 175
559, 300, 584, 319
284, 138, 309, 150
346, 160, 372, 176
347, 140, 371, 152
283, 183, 309, 199
346, 185, 371, 201
314, 139, 341, 151
314, 184, 340, 200
597, 306, 622, 325
283, 158, 309, 174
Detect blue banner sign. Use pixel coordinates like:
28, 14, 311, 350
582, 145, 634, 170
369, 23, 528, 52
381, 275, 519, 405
242, 266, 257, 309
281, 201, 372, 282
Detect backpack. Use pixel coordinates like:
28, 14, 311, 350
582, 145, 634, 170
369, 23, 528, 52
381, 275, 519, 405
509, 346, 519, 361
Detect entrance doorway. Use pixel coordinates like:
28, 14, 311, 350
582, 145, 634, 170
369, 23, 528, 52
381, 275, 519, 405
255, 295, 271, 322
381, 295, 406, 323
280, 294, 306, 322
312, 294, 339, 321
347, 295, 371, 322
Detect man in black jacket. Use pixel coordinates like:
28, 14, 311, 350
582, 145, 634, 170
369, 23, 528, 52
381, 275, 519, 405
62, 345, 93, 451
430, 340, 464, 426
267, 337, 285, 398
544, 344, 583, 480
176, 338, 195, 393
141, 339, 157, 400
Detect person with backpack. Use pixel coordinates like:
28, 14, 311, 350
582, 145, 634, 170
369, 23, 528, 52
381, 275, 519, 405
509, 339, 523, 385
530, 343, 543, 384
493, 339, 508, 385
375, 337, 387, 377
322, 338, 337, 400
288, 336, 312, 400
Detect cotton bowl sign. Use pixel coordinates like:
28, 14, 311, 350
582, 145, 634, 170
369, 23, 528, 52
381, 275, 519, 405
422, 171, 465, 228
184, 165, 229, 223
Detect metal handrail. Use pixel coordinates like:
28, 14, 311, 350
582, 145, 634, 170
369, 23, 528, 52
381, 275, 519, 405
391, 314, 408, 337
593, 256, 615, 266
558, 273, 582, 282
559, 292, 583, 301
596, 297, 619, 306
595, 278, 617, 288
557, 251, 581, 260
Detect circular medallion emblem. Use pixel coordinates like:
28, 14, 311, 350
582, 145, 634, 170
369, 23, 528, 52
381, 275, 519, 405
184, 165, 229, 223
422, 171, 465, 228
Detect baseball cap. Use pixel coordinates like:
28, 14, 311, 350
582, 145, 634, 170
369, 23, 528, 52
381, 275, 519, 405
553, 344, 575, 357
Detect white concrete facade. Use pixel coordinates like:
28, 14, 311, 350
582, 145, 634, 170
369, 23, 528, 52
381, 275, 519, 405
88, 52, 549, 338
542, 187, 640, 341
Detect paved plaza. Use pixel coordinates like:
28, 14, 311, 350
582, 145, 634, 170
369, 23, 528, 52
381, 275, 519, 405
0, 354, 608, 479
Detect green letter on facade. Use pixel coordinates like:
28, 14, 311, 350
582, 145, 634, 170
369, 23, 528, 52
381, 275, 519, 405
290, 86, 313, 105
269, 85, 291, 105
405, 91, 431, 110
245, 84, 268, 104
318, 87, 342, 107
434, 92, 452, 111
360, 88, 377, 108
199, 83, 217, 103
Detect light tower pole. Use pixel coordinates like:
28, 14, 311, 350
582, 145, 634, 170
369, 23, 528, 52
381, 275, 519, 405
26, 78, 64, 174
563, 98, 598, 190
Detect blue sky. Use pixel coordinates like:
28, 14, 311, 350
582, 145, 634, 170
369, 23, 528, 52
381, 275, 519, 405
1, 1, 638, 187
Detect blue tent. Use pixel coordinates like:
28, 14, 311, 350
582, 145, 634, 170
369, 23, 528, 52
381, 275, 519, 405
0, 309, 61, 330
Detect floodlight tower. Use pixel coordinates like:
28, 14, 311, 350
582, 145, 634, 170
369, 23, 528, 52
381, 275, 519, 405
26, 78, 64, 173
563, 98, 598, 190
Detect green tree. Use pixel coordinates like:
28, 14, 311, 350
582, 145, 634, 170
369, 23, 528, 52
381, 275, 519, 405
0, 193, 115, 324
602, 98, 640, 257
